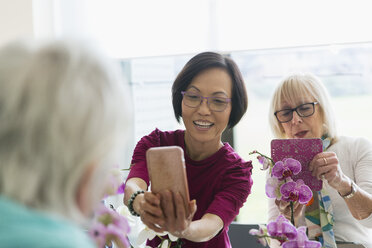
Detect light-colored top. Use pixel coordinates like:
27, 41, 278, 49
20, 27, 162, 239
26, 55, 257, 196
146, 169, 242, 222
0, 195, 95, 248
268, 136, 372, 248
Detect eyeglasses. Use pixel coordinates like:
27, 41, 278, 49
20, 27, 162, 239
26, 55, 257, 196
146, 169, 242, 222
181, 91, 231, 112
274, 102, 319, 123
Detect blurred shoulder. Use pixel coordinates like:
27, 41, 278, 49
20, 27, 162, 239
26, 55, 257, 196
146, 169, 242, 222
0, 197, 94, 248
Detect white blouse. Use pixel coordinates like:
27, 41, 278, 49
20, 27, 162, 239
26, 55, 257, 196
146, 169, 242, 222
267, 136, 372, 248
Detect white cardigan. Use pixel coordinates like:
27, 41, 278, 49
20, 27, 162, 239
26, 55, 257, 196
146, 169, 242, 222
268, 136, 372, 248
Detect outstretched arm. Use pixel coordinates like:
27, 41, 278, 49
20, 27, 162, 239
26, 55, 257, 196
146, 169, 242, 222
181, 213, 223, 242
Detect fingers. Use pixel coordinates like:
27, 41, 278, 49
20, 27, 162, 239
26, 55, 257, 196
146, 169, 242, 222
315, 166, 332, 180
309, 152, 333, 170
142, 192, 163, 218
139, 192, 165, 232
188, 199, 197, 220
161, 190, 175, 219
146, 191, 160, 200
159, 190, 194, 234
309, 152, 338, 179
140, 207, 166, 233
276, 199, 289, 209
309, 152, 348, 190
142, 219, 166, 233
160, 191, 185, 220
293, 202, 305, 216
276, 200, 290, 216
140, 211, 165, 232
175, 192, 186, 221
275, 199, 304, 221
144, 192, 161, 208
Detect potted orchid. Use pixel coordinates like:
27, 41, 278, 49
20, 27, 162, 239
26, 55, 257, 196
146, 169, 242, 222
89, 166, 131, 248
248, 151, 321, 248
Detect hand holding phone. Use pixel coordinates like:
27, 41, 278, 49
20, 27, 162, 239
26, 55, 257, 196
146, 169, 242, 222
146, 146, 190, 211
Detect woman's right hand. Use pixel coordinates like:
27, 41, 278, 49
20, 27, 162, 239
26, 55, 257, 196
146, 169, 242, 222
275, 199, 305, 225
159, 190, 197, 238
134, 192, 166, 233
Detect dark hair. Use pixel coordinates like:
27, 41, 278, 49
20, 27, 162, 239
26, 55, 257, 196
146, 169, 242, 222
172, 51, 248, 129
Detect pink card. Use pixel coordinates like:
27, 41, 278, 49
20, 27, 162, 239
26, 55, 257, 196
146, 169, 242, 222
271, 138, 323, 191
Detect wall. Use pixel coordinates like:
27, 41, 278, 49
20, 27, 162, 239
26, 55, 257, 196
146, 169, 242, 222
0, 0, 34, 46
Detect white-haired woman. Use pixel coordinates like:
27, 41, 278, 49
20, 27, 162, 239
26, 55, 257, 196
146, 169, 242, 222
267, 73, 372, 248
0, 40, 131, 247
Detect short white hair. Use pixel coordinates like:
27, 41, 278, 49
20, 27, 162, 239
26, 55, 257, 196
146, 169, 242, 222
269, 72, 337, 139
0, 40, 132, 223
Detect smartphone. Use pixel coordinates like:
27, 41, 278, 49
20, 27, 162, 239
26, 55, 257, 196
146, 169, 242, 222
146, 146, 190, 210
271, 138, 323, 191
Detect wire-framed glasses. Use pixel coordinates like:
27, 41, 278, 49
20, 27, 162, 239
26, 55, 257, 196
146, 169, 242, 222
181, 91, 231, 112
274, 102, 319, 123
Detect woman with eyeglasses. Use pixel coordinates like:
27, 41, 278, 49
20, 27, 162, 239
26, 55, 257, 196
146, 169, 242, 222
124, 52, 252, 247
268, 73, 372, 248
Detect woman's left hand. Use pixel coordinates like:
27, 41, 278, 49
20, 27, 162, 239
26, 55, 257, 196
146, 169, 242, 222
159, 190, 197, 238
309, 151, 348, 189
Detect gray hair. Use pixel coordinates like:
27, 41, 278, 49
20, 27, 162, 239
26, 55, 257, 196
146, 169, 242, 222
269, 72, 337, 139
0, 40, 132, 223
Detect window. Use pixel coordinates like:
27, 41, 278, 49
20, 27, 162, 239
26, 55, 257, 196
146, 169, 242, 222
121, 42, 372, 224
40, 0, 372, 225
232, 43, 372, 224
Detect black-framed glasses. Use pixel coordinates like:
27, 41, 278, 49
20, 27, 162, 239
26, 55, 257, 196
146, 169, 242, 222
181, 91, 231, 112
274, 102, 319, 123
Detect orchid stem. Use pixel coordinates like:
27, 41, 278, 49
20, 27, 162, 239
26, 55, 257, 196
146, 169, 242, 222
290, 201, 295, 226
249, 150, 275, 164
255, 234, 286, 243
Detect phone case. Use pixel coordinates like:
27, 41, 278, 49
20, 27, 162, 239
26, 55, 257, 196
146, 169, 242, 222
146, 146, 190, 206
271, 138, 323, 191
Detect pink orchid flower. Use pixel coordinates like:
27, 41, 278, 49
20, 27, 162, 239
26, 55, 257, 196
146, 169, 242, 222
257, 155, 272, 170
104, 224, 131, 248
280, 179, 312, 204
249, 225, 269, 246
267, 215, 297, 243
282, 226, 321, 248
90, 203, 130, 248
104, 166, 124, 197
265, 177, 285, 200
117, 182, 125, 194
272, 158, 301, 180
89, 222, 108, 248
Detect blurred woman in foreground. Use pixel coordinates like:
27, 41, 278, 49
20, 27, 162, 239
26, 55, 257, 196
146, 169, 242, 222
0, 40, 131, 247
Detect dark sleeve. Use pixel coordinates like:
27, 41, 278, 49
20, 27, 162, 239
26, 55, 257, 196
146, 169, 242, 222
126, 129, 162, 186
206, 161, 253, 230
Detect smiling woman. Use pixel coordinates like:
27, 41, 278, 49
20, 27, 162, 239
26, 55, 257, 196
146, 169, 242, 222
123, 52, 253, 248
181, 68, 232, 159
